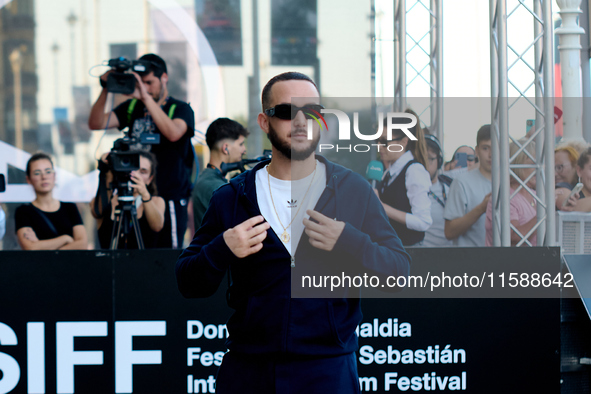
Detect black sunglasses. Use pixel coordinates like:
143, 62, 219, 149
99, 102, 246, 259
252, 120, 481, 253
265, 104, 325, 120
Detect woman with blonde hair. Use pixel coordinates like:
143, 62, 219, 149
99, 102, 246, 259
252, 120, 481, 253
554, 145, 579, 190
561, 147, 591, 212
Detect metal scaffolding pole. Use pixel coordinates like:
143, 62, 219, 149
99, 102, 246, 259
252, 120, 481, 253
490, 0, 556, 247
434, 0, 443, 146
543, 0, 556, 246
490, 0, 510, 246
490, 0, 501, 246
394, 0, 406, 112
499, 0, 511, 247
392, 0, 443, 139
534, 0, 546, 245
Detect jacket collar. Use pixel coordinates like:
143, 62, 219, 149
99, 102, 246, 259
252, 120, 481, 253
227, 154, 349, 250
229, 154, 347, 196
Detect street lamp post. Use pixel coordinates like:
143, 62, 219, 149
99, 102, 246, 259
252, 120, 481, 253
67, 11, 79, 172
51, 42, 60, 107
9, 47, 24, 151
67, 11, 78, 89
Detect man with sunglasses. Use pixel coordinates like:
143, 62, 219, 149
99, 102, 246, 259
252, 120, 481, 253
89, 53, 195, 249
176, 72, 410, 393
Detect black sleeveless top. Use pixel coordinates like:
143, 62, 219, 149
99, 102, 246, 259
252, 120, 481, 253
97, 202, 159, 249
378, 160, 425, 246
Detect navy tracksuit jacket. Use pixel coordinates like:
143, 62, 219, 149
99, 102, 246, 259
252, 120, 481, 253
176, 155, 410, 357
176, 156, 410, 388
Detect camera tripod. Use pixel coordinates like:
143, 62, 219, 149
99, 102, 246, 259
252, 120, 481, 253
110, 195, 144, 250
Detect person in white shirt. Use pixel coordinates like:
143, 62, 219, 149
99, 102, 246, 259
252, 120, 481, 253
375, 109, 432, 246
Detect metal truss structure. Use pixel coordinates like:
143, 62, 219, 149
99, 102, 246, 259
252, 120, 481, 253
393, 0, 443, 146
388, 0, 557, 247
489, 0, 556, 246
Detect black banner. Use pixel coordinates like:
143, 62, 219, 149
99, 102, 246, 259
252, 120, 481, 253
0, 249, 559, 393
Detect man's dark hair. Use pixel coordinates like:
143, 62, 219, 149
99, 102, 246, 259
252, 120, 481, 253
26, 152, 54, 177
138, 53, 167, 78
476, 124, 491, 146
205, 118, 249, 151
261, 72, 319, 111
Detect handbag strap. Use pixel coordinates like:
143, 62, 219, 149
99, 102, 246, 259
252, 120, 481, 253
29, 203, 59, 238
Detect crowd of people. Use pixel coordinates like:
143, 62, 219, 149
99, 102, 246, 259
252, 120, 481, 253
1, 53, 590, 251
375, 121, 591, 248
1, 64, 591, 391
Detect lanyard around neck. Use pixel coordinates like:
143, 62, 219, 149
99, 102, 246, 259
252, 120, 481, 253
429, 182, 447, 208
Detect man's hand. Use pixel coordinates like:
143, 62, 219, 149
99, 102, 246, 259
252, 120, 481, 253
223, 215, 270, 258
303, 210, 345, 251
99, 70, 112, 88
130, 72, 150, 102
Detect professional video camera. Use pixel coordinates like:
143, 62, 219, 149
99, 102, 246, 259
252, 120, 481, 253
105, 57, 152, 95
220, 150, 272, 176
95, 131, 159, 249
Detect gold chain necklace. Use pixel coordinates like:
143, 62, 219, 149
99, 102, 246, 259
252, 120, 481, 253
267, 162, 317, 243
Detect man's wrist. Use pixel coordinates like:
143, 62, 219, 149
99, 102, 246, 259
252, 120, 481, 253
480, 201, 488, 214
140, 92, 154, 104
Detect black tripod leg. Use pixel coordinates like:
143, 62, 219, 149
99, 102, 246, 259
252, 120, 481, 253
111, 210, 124, 250
130, 210, 144, 250
110, 200, 144, 249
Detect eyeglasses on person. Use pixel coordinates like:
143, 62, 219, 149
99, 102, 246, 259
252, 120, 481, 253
264, 104, 324, 120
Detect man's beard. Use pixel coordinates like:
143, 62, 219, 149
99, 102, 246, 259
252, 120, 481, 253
152, 88, 162, 102
268, 123, 320, 161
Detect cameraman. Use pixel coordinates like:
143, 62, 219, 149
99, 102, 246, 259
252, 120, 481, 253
88, 53, 195, 249
192, 118, 248, 230
90, 151, 165, 249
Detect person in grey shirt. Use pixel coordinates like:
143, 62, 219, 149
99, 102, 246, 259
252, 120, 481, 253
444, 125, 492, 246
192, 118, 248, 230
